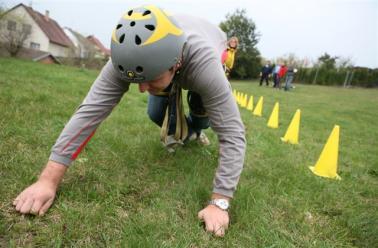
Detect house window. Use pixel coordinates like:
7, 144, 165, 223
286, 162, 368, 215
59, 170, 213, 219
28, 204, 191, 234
7, 20, 16, 31
22, 24, 32, 34
30, 42, 40, 50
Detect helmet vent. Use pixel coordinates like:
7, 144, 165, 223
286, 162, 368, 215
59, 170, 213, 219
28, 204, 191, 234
136, 66, 143, 73
135, 35, 141, 45
142, 10, 151, 16
119, 34, 125, 43
118, 65, 125, 72
130, 21, 135, 27
145, 25, 155, 31
116, 24, 122, 29
128, 10, 133, 16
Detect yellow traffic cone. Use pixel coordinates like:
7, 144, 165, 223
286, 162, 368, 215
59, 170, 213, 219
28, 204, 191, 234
247, 95, 254, 111
309, 125, 341, 180
267, 102, 279, 128
253, 96, 263, 116
281, 109, 300, 144
242, 94, 248, 108
239, 93, 244, 106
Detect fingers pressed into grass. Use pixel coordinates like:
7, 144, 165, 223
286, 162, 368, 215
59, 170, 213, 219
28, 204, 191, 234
30, 200, 43, 215
206, 222, 214, 233
215, 225, 225, 237
198, 209, 204, 220
20, 198, 34, 214
13, 198, 20, 206
39, 199, 54, 216
15, 198, 25, 211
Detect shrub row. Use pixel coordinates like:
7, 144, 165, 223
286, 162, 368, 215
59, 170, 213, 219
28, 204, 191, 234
294, 67, 378, 87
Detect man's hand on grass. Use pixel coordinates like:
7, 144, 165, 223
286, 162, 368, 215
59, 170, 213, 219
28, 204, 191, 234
198, 204, 230, 237
13, 180, 57, 216
13, 161, 67, 216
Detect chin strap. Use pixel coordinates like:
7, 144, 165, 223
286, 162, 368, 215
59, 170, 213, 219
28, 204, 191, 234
160, 82, 188, 146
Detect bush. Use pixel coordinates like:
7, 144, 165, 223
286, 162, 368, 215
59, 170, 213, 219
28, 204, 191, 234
295, 67, 378, 87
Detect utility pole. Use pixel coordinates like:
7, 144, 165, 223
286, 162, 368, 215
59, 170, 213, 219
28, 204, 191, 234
343, 70, 354, 88
313, 67, 319, 84
348, 71, 354, 87
343, 71, 350, 88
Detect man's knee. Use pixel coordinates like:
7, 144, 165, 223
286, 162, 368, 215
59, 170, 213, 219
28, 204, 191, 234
147, 95, 168, 126
147, 108, 164, 126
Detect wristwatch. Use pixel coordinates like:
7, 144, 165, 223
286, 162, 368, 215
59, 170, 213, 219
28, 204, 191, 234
209, 199, 229, 211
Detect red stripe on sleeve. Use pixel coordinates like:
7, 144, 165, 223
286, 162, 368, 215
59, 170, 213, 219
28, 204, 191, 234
61, 115, 101, 153
70, 129, 97, 160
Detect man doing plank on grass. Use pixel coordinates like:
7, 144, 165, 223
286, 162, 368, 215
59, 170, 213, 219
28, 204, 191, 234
13, 5, 246, 237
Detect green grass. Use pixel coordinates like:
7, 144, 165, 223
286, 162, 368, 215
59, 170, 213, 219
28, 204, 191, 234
1, 58, 377, 247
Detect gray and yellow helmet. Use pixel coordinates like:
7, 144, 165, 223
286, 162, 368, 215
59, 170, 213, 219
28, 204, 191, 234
110, 5, 186, 83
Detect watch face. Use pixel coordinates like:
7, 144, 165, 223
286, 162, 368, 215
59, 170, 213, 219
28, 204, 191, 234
215, 199, 229, 210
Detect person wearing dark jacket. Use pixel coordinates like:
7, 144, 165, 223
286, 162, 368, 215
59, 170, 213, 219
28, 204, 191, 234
259, 61, 272, 86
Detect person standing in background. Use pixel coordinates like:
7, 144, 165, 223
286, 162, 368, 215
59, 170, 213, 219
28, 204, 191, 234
284, 67, 297, 91
272, 63, 281, 88
259, 61, 272, 86
277, 63, 288, 89
222, 36, 239, 78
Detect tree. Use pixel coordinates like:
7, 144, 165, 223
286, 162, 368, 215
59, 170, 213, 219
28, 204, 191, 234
317, 53, 338, 70
219, 9, 261, 79
0, 11, 31, 56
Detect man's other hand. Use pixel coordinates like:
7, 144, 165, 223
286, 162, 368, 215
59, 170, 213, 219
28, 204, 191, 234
198, 204, 229, 237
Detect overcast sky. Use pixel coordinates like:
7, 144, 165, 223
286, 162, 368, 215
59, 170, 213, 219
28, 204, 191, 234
3, 0, 378, 68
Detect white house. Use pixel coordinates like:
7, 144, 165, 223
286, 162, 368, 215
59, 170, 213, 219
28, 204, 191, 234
64, 27, 98, 59
0, 3, 72, 57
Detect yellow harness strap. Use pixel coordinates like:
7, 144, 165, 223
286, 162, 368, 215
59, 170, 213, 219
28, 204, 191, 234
160, 83, 188, 145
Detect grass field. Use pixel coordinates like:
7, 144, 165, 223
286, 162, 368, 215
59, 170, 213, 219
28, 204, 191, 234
0, 58, 377, 247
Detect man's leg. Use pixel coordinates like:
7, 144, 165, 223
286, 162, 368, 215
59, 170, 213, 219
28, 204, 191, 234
147, 93, 176, 135
148, 94, 168, 126
284, 77, 289, 91
264, 74, 269, 86
285, 76, 293, 91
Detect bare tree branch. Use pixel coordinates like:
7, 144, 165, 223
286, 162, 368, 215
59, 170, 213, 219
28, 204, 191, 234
0, 11, 31, 56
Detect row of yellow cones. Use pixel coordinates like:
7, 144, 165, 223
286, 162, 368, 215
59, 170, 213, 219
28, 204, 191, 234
233, 90, 341, 180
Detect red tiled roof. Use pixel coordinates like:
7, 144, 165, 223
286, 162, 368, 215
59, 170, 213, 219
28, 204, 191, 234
87, 35, 110, 56
14, 4, 72, 47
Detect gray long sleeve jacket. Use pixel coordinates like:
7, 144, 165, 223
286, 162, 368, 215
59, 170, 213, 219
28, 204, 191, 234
49, 14, 246, 198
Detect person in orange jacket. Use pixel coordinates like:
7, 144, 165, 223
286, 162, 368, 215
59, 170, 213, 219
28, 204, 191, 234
221, 36, 239, 78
